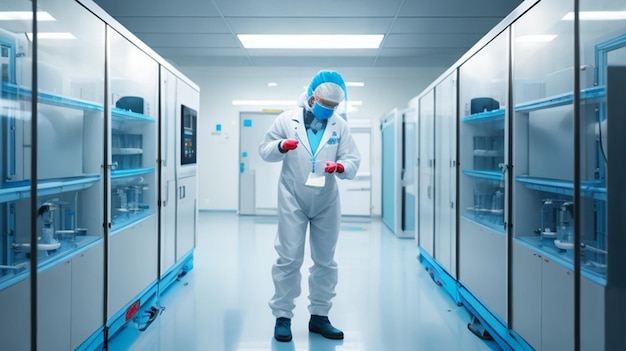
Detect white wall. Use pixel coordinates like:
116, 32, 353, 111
178, 66, 445, 216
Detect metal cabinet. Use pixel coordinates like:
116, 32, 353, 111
458, 27, 510, 323
70, 243, 104, 350
0, 1, 106, 349
411, 0, 626, 350
176, 175, 196, 259
0, 0, 198, 349
107, 27, 159, 321
434, 72, 458, 277
381, 108, 414, 238
417, 91, 435, 254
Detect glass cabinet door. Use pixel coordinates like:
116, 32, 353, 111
107, 27, 158, 321
577, 0, 626, 286
578, 1, 626, 349
458, 28, 509, 323
108, 30, 158, 232
1, 0, 106, 349
434, 71, 457, 277
418, 90, 434, 257
0, 2, 105, 288
459, 32, 508, 233
511, 1, 576, 350
0, 1, 34, 349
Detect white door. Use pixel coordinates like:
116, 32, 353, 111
239, 111, 281, 215
337, 119, 372, 216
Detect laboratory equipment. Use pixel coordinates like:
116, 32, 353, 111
180, 104, 197, 165
554, 201, 574, 250
116, 96, 145, 114
491, 184, 504, 214
470, 97, 500, 114
38, 200, 58, 245
539, 199, 565, 238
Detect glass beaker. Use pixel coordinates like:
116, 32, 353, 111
540, 199, 562, 237
557, 202, 574, 243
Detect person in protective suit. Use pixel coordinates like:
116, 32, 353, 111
258, 70, 361, 342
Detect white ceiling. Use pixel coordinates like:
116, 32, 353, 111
91, 0, 524, 68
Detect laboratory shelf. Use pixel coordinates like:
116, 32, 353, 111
111, 212, 154, 235
0, 236, 102, 291
1, 82, 103, 111
514, 86, 606, 113
460, 214, 505, 235
462, 169, 504, 181
515, 237, 607, 286
0, 175, 101, 204
0, 84, 155, 122
111, 107, 156, 123
515, 176, 606, 200
111, 168, 155, 179
461, 108, 505, 123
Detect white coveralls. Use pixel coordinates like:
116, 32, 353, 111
258, 107, 360, 319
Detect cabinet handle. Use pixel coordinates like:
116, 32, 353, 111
8, 116, 16, 178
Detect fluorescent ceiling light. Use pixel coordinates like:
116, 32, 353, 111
267, 82, 278, 87
233, 99, 363, 107
237, 34, 384, 49
347, 105, 359, 113
346, 82, 365, 87
0, 11, 55, 21
562, 11, 626, 20
232, 100, 296, 106
516, 35, 557, 43
26, 32, 76, 40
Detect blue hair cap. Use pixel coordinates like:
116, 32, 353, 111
307, 70, 348, 103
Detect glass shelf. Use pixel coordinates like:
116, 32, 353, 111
1, 84, 157, 122
461, 108, 506, 123
2, 82, 103, 111
516, 176, 606, 201
515, 236, 606, 286
111, 107, 156, 123
0, 175, 101, 204
110, 212, 154, 235
462, 169, 504, 181
461, 214, 506, 235
111, 168, 155, 179
111, 168, 155, 232
0, 236, 103, 291
514, 86, 606, 113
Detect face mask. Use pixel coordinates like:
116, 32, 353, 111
312, 101, 335, 120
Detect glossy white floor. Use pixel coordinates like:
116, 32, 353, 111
109, 211, 501, 351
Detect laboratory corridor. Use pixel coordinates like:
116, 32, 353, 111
109, 211, 500, 351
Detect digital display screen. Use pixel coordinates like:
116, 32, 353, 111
181, 105, 197, 165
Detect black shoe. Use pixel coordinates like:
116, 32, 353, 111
308, 315, 344, 340
274, 317, 292, 342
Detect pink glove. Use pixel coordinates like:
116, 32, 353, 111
281, 139, 298, 151
325, 161, 339, 173
336, 163, 344, 173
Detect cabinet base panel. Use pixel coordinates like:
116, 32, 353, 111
160, 250, 194, 295
106, 281, 159, 343
418, 247, 460, 304
74, 327, 104, 351
459, 287, 534, 351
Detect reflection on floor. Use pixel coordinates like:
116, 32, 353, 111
109, 211, 501, 351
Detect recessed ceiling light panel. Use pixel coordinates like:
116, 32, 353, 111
237, 34, 384, 49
